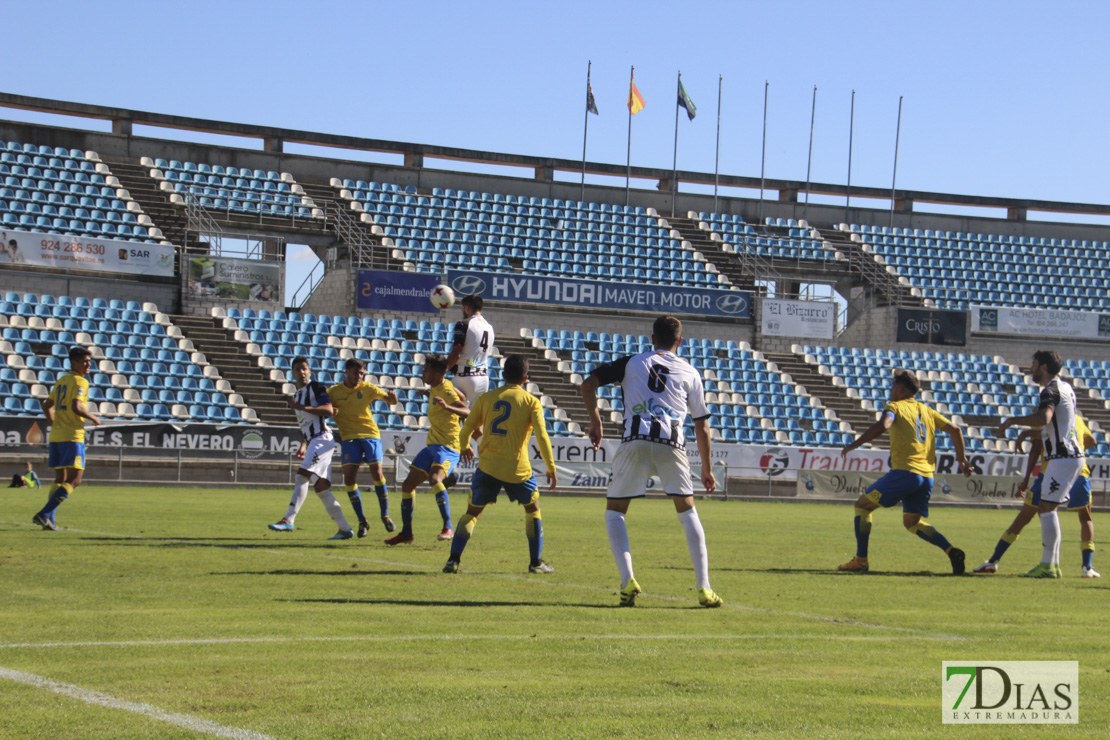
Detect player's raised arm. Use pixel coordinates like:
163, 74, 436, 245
580, 374, 604, 450
458, 399, 482, 463
941, 421, 973, 477
530, 400, 557, 489
841, 413, 893, 457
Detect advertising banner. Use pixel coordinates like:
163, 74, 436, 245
972, 305, 1110, 341
356, 269, 441, 314
896, 308, 968, 346
0, 227, 174, 277
760, 299, 836, 339
795, 470, 1028, 503
446, 270, 751, 319
188, 255, 282, 303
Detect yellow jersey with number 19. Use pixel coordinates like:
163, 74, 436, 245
459, 384, 555, 483
883, 398, 950, 477
48, 373, 91, 443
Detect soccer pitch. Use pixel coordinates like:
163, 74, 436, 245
1, 486, 1105, 739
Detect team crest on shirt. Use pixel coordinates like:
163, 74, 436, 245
357, 391, 363, 399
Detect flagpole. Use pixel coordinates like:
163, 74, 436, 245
845, 89, 855, 224
626, 65, 634, 207
581, 60, 592, 204
890, 95, 903, 229
759, 81, 768, 224
671, 71, 681, 217
714, 74, 722, 214
803, 85, 817, 222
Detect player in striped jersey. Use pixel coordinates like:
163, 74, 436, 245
996, 350, 1086, 578
581, 316, 722, 608
973, 415, 1098, 576
838, 369, 971, 574
34, 346, 100, 530
268, 356, 354, 539
442, 355, 557, 574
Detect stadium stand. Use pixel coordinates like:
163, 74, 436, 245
146, 158, 322, 220
330, 180, 732, 289
0, 141, 165, 243
839, 223, 1110, 311
692, 212, 844, 264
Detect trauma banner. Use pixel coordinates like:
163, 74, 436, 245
446, 270, 751, 318
357, 269, 441, 314
0, 227, 174, 276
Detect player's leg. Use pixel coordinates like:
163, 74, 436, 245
1078, 506, 1098, 577
315, 470, 353, 539
839, 478, 886, 571
901, 478, 964, 574
976, 493, 1037, 572
605, 441, 648, 604
387, 461, 427, 544
341, 442, 375, 536
444, 469, 495, 572
658, 446, 719, 605
35, 444, 84, 530
270, 469, 312, 531
428, 458, 457, 540
514, 481, 550, 573
1030, 459, 1082, 577
365, 458, 393, 532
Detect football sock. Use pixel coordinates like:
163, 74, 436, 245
450, 511, 479, 559
1082, 541, 1095, 569
315, 488, 350, 531
400, 491, 415, 536
909, 519, 952, 552
285, 478, 310, 522
374, 478, 389, 518
345, 484, 367, 524
1039, 510, 1061, 564
853, 506, 873, 559
525, 509, 543, 564
677, 508, 710, 591
990, 529, 1019, 563
38, 483, 73, 521
432, 482, 451, 527
605, 510, 634, 588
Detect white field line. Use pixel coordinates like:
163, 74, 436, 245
0, 632, 949, 652
1, 520, 968, 641
0, 665, 275, 740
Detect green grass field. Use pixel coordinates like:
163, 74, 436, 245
1, 485, 1107, 739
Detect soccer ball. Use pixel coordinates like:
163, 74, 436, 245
430, 284, 455, 310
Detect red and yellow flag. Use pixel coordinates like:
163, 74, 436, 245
628, 75, 646, 115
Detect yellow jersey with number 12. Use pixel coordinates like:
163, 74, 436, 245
459, 384, 555, 483
48, 373, 91, 443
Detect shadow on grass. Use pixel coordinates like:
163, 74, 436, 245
283, 597, 618, 608
212, 569, 422, 577
78, 538, 366, 551
693, 565, 963, 577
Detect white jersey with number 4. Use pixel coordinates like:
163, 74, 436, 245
452, 314, 495, 377
591, 349, 709, 451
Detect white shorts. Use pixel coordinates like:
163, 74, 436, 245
606, 439, 694, 499
300, 435, 336, 481
1040, 457, 1085, 505
452, 374, 489, 402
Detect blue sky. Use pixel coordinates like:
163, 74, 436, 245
3, 1, 1107, 294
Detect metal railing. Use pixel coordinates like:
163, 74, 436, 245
324, 200, 379, 270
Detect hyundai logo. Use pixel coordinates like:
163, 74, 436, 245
452, 275, 487, 295
715, 292, 748, 315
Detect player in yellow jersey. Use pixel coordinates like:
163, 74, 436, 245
34, 346, 101, 530
442, 355, 557, 574
973, 416, 1099, 576
838, 369, 972, 574
328, 358, 398, 537
385, 354, 469, 545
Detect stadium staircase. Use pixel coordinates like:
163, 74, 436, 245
820, 226, 925, 307
495, 334, 591, 431
1063, 372, 1110, 433
102, 159, 210, 251
764, 351, 873, 434
300, 183, 407, 272
667, 217, 760, 293
169, 314, 294, 425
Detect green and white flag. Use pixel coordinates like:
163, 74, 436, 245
678, 78, 696, 120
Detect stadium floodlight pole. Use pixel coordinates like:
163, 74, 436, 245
714, 75, 722, 213
671, 71, 682, 218
626, 65, 634, 207
845, 89, 855, 223
890, 95, 904, 229
803, 85, 817, 222
759, 81, 768, 224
